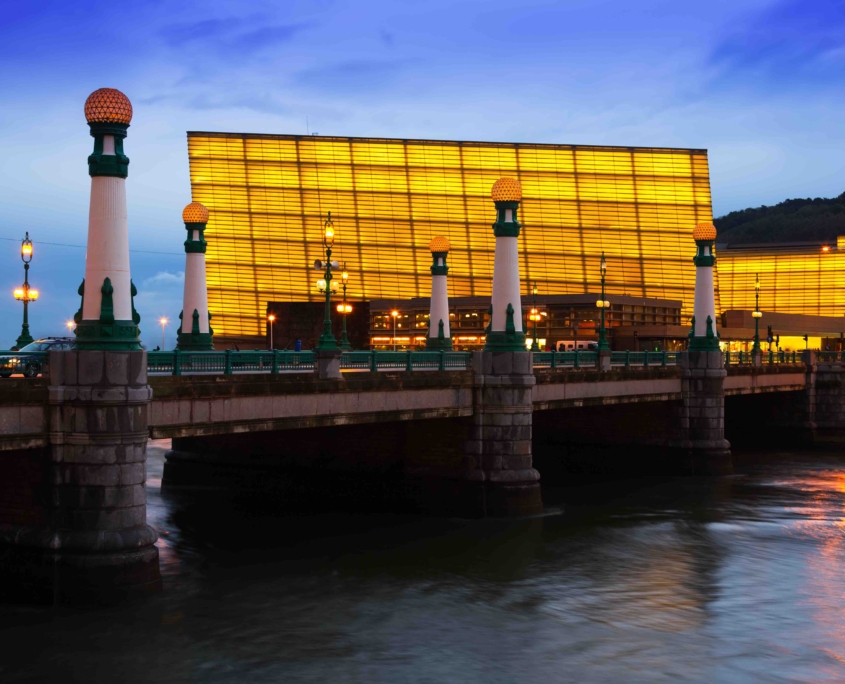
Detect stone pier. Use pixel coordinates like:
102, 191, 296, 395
675, 350, 732, 474
462, 351, 542, 515
0, 350, 160, 604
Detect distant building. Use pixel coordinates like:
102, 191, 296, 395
187, 132, 714, 348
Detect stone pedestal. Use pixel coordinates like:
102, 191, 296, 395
598, 349, 612, 371
0, 350, 160, 604
799, 350, 845, 445
752, 350, 763, 368
462, 351, 542, 516
676, 350, 732, 474
315, 348, 342, 380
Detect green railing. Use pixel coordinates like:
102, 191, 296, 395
609, 350, 678, 367
339, 351, 472, 371
725, 350, 801, 365
146, 350, 472, 375
817, 351, 845, 363
532, 351, 598, 368
0, 351, 50, 377
147, 350, 316, 375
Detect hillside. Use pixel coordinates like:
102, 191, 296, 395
714, 191, 845, 244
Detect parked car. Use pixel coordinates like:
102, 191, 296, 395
555, 341, 598, 352
0, 337, 73, 378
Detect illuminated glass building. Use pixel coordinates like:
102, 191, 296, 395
187, 132, 715, 345
717, 240, 845, 318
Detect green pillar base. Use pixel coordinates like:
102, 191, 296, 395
13, 327, 33, 351
688, 336, 721, 352
73, 319, 142, 351
175, 330, 215, 351
484, 330, 527, 352
425, 336, 453, 351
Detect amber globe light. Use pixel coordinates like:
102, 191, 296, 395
693, 222, 718, 241
491, 177, 522, 202
182, 202, 209, 224
84, 88, 133, 125
429, 236, 451, 253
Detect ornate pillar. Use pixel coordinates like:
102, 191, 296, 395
0, 89, 160, 603
426, 236, 453, 351
462, 178, 541, 515
176, 202, 214, 350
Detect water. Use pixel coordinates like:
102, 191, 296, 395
4, 442, 845, 682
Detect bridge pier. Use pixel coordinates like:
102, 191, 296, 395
0, 350, 160, 604
797, 350, 845, 445
462, 351, 542, 516
676, 350, 732, 474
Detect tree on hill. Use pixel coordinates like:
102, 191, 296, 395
714, 191, 845, 244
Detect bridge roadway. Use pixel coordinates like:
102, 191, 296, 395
0, 362, 807, 450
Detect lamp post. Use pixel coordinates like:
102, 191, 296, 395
159, 317, 167, 351
391, 310, 399, 351
596, 252, 610, 352
267, 314, 276, 350
752, 273, 762, 354
336, 264, 352, 350
315, 212, 339, 350
13, 233, 38, 350
530, 282, 539, 351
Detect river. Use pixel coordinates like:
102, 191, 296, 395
3, 441, 845, 682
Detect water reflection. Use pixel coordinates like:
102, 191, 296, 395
3, 445, 845, 682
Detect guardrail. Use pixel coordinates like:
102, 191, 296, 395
533, 351, 598, 368
610, 350, 678, 367
725, 350, 801, 365
0, 351, 49, 377
148, 350, 316, 375
339, 350, 472, 371
817, 351, 845, 363
146, 350, 472, 375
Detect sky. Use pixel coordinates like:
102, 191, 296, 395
0, 0, 843, 349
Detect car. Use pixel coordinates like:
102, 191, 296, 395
0, 337, 73, 378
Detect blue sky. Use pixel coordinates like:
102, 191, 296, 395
0, 0, 843, 348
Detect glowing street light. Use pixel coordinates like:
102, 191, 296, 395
13, 232, 37, 350
314, 212, 339, 350
159, 317, 168, 351
267, 313, 276, 350
337, 264, 352, 350
66, 320, 74, 334
391, 309, 399, 351
596, 252, 611, 352
752, 274, 762, 354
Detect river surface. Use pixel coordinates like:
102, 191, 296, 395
4, 441, 845, 682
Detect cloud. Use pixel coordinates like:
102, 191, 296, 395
160, 18, 239, 47
143, 271, 184, 289
294, 59, 410, 93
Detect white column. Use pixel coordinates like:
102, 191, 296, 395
693, 259, 717, 337
182, 250, 210, 334
82, 173, 132, 321
428, 272, 450, 338
490, 236, 523, 332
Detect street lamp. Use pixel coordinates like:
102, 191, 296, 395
315, 212, 339, 350
12, 232, 37, 350
336, 265, 352, 350
752, 273, 762, 354
391, 310, 399, 351
159, 317, 168, 351
66, 320, 74, 334
267, 314, 276, 350
527, 282, 547, 351
596, 252, 611, 351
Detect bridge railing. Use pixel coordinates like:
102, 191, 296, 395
724, 350, 802, 365
817, 351, 845, 363
533, 351, 598, 368
339, 350, 472, 371
147, 350, 472, 375
148, 350, 317, 375
0, 350, 50, 377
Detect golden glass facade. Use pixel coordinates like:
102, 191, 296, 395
187, 133, 715, 340
718, 246, 845, 317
